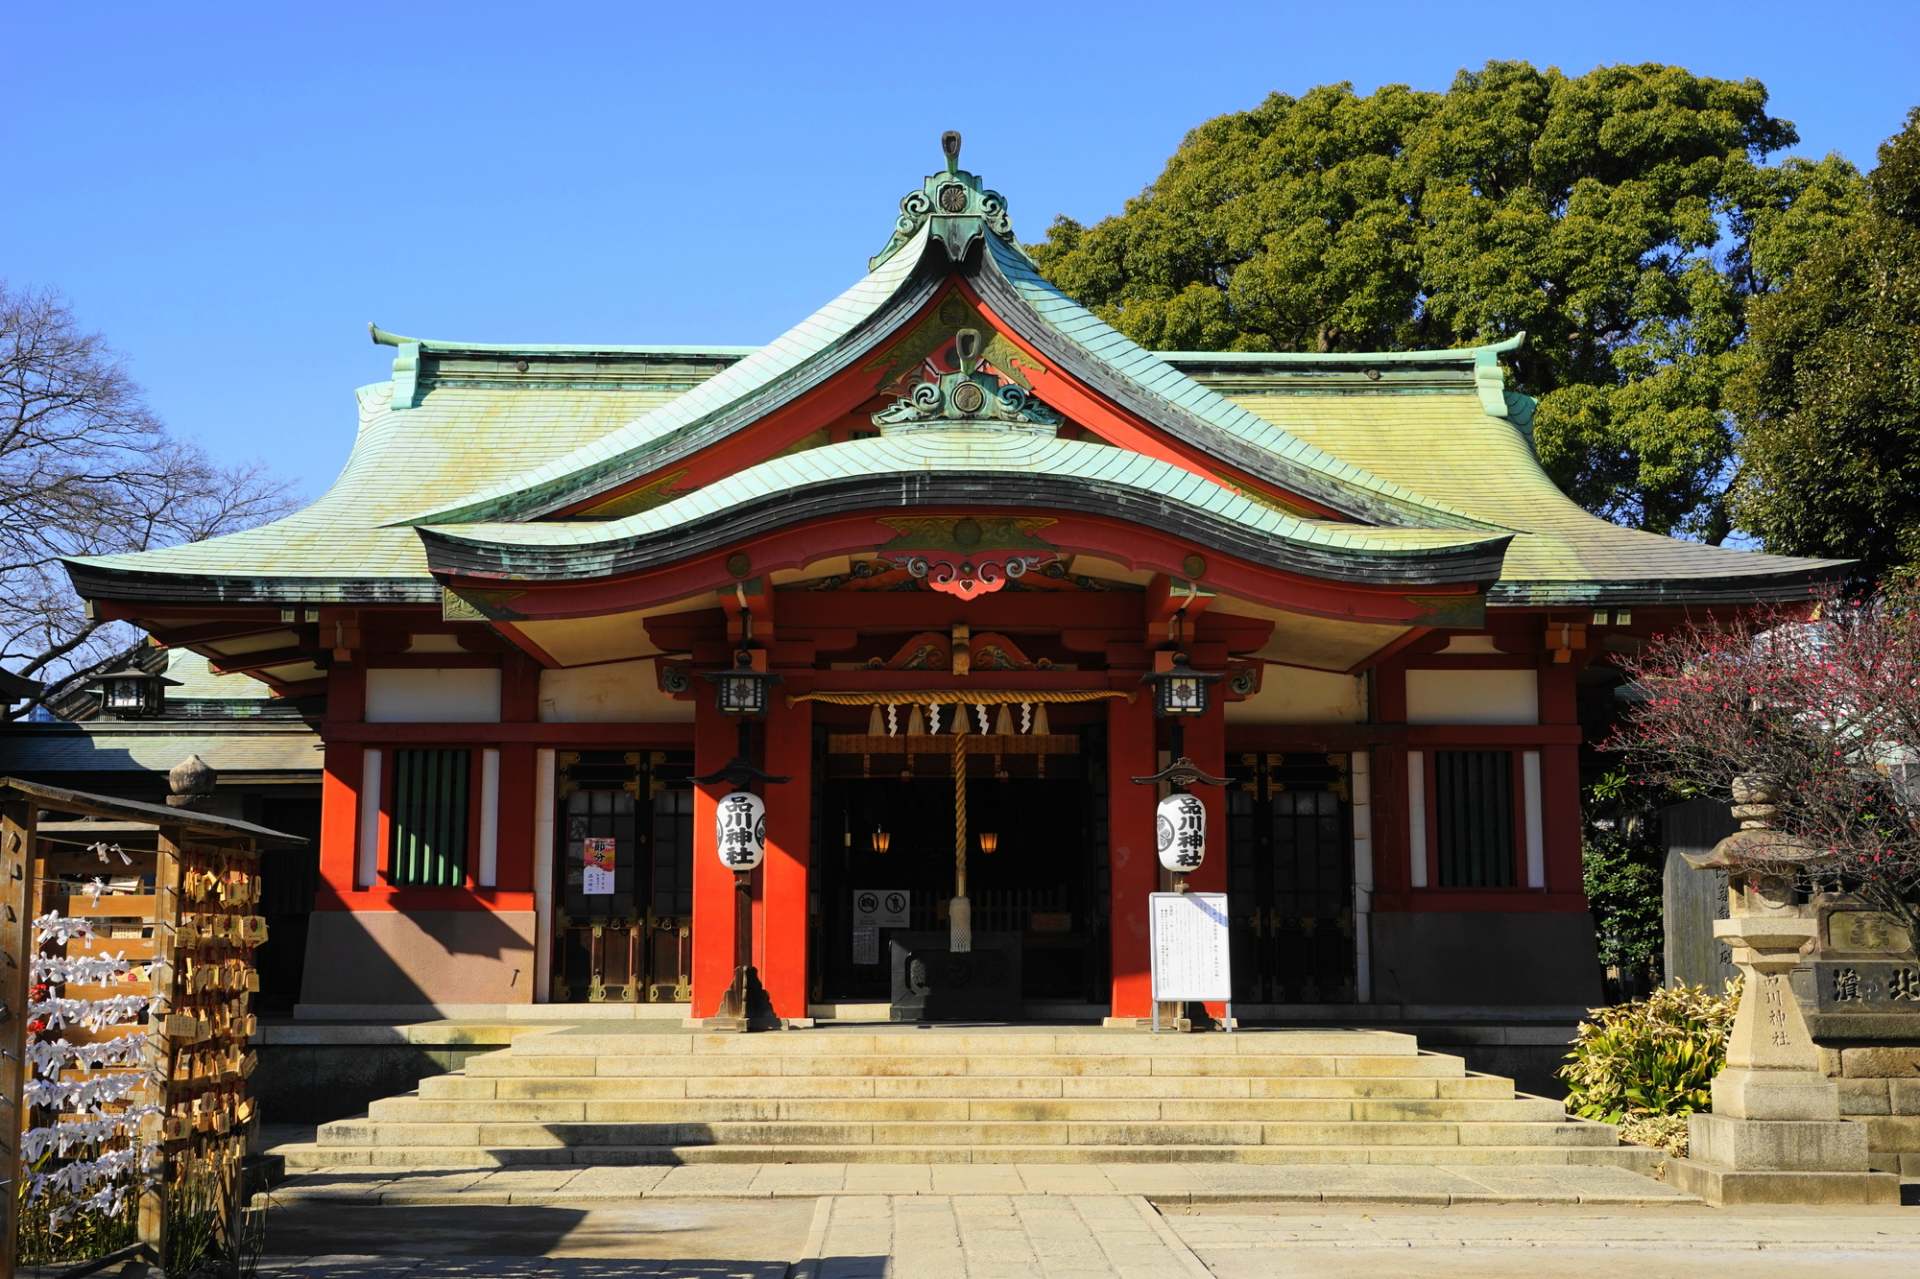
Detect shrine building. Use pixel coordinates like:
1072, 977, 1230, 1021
65, 138, 1842, 1025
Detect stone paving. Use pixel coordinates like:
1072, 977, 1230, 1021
268, 1160, 1693, 1206
238, 1194, 1920, 1278
797, 1195, 1208, 1279
1169, 1203, 1920, 1278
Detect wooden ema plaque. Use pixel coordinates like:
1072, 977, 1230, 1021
139, 833, 267, 1248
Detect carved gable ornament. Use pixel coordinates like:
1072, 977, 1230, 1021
871, 130, 1015, 269
872, 514, 1058, 600
872, 329, 1061, 435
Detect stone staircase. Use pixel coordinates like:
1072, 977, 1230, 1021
284, 1025, 1656, 1171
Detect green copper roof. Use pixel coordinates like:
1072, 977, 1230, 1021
419, 427, 1508, 586
160, 648, 271, 700
0, 721, 321, 776
67, 142, 1848, 610
1224, 386, 1844, 602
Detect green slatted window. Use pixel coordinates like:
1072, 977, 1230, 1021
1433, 750, 1516, 889
387, 748, 471, 887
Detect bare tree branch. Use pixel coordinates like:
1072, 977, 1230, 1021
0, 282, 298, 718
1612, 587, 1920, 951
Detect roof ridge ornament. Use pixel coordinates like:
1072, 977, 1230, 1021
872, 328, 1061, 434
871, 130, 1015, 270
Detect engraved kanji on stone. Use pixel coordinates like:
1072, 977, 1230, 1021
1832, 967, 1863, 1003
1891, 967, 1920, 1003
1764, 975, 1787, 1023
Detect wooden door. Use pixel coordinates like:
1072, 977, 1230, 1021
553, 750, 694, 1002
1227, 753, 1357, 1004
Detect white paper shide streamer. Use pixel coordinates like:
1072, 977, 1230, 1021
20, 912, 158, 1221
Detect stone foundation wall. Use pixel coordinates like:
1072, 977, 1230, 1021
1371, 911, 1603, 1007
1827, 1046, 1920, 1176
1804, 901, 1920, 1176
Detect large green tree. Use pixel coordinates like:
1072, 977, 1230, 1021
1031, 62, 1863, 541
1732, 109, 1920, 579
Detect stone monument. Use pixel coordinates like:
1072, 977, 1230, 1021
1666, 776, 1901, 1204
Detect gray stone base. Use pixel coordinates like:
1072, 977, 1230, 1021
1689, 1112, 1870, 1171
1666, 1157, 1899, 1206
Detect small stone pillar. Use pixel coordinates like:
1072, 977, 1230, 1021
1668, 777, 1900, 1205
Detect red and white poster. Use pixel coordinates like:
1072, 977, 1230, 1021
583, 837, 616, 895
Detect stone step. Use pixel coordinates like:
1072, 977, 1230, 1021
514, 1030, 1420, 1058
417, 1072, 1517, 1102
465, 1051, 1468, 1079
281, 1141, 1660, 1172
364, 1096, 1569, 1125
318, 1117, 1616, 1149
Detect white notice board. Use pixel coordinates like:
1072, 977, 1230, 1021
1149, 892, 1232, 1002
853, 890, 910, 928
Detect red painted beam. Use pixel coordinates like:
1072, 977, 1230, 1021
438, 509, 1481, 630
322, 722, 695, 746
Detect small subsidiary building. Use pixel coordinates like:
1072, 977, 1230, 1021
64, 140, 1840, 1023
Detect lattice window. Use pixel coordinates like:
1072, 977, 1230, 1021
1433, 750, 1515, 888
387, 748, 471, 887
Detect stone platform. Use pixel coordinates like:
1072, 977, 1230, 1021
282, 1023, 1656, 1172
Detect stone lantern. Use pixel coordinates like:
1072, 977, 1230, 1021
1667, 775, 1899, 1205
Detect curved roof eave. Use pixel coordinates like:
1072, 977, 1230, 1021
414, 432, 1511, 590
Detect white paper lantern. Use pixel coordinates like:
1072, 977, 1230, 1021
1155, 792, 1206, 872
716, 790, 767, 871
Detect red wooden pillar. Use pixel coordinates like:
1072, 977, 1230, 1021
1538, 660, 1583, 896
1107, 692, 1157, 1020
315, 663, 366, 909
761, 696, 812, 1020
495, 746, 536, 891
496, 653, 538, 893
315, 744, 361, 909
1370, 662, 1412, 901
1185, 699, 1229, 1021
690, 688, 736, 1018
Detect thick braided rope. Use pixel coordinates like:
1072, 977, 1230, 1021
789, 689, 1133, 707
953, 731, 968, 895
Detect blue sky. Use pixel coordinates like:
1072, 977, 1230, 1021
7, 2, 1917, 498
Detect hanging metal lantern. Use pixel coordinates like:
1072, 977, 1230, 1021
1142, 651, 1220, 717
88, 664, 177, 720
1155, 792, 1206, 872
705, 649, 777, 717
715, 790, 766, 871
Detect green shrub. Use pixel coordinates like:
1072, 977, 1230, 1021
1560, 981, 1739, 1153
1582, 827, 1665, 977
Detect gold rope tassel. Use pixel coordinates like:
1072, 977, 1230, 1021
951, 731, 970, 953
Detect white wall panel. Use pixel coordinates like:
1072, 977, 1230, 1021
1405, 669, 1537, 725
365, 668, 501, 723
538, 661, 692, 723
1523, 749, 1546, 889
356, 748, 381, 889
477, 748, 500, 888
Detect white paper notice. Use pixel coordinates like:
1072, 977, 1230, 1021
1149, 892, 1232, 1002
583, 837, 616, 895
